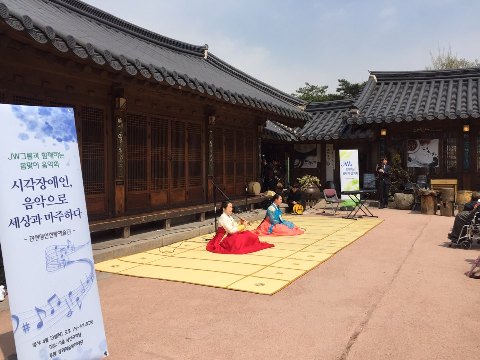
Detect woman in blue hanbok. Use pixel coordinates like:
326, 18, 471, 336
256, 194, 304, 236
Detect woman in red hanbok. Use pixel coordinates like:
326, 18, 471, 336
256, 194, 304, 236
206, 202, 274, 254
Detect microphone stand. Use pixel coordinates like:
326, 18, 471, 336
209, 176, 251, 231
245, 183, 248, 212
209, 176, 233, 231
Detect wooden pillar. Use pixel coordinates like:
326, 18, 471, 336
257, 120, 265, 182
113, 87, 127, 216
207, 114, 215, 202
208, 115, 215, 177
462, 125, 471, 189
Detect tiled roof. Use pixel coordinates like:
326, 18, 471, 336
263, 120, 298, 142
263, 99, 373, 142
0, 0, 308, 122
348, 68, 480, 125
299, 100, 352, 140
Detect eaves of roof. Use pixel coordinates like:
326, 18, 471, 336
348, 68, 480, 125
299, 99, 352, 141
0, 0, 308, 123
263, 120, 298, 142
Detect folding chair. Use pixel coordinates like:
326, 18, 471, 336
323, 189, 343, 215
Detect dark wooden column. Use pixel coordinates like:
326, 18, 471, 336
208, 115, 215, 177
206, 114, 215, 202
257, 119, 265, 182
462, 121, 472, 189
113, 88, 127, 217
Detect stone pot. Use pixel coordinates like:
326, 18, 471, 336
394, 193, 414, 210
302, 184, 321, 202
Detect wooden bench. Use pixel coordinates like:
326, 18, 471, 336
89, 196, 267, 238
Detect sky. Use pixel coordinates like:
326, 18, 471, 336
82, 0, 480, 96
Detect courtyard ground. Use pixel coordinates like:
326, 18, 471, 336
0, 209, 479, 360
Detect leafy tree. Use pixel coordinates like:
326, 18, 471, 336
387, 149, 410, 194
291, 82, 342, 102
336, 79, 366, 99
292, 79, 366, 103
427, 47, 479, 70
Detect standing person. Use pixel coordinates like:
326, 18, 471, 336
256, 194, 304, 235
376, 157, 391, 209
206, 202, 274, 254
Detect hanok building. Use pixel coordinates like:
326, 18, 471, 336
264, 69, 480, 193
262, 100, 376, 188
0, 0, 307, 235
347, 69, 480, 191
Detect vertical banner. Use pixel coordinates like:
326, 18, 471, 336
339, 149, 359, 200
0, 105, 108, 359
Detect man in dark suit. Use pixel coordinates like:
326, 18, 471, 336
376, 157, 391, 209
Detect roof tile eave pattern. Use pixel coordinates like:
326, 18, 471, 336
263, 120, 298, 142
299, 100, 352, 140
0, 0, 307, 123
349, 69, 480, 125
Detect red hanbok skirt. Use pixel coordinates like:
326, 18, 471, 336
206, 227, 274, 254
255, 218, 304, 236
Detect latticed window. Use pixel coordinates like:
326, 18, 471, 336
444, 138, 457, 173
12, 95, 43, 106
224, 129, 235, 188
187, 122, 202, 187
235, 131, 245, 177
171, 120, 186, 189
151, 119, 168, 190
213, 129, 224, 186
245, 134, 255, 181
79, 106, 105, 195
126, 114, 148, 192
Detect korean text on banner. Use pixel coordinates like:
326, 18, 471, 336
0, 105, 108, 359
339, 149, 359, 200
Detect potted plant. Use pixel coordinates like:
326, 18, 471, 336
389, 149, 410, 194
389, 149, 413, 209
297, 175, 322, 202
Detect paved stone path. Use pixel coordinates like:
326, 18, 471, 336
0, 209, 479, 360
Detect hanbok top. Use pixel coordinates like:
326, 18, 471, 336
218, 212, 242, 234
255, 203, 304, 236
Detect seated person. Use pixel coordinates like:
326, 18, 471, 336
206, 201, 274, 254
448, 194, 480, 241
287, 182, 304, 214
463, 192, 480, 211
256, 194, 304, 236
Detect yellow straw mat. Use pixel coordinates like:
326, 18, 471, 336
95, 216, 382, 295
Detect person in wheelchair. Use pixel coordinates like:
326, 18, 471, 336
448, 193, 480, 243
287, 182, 305, 215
